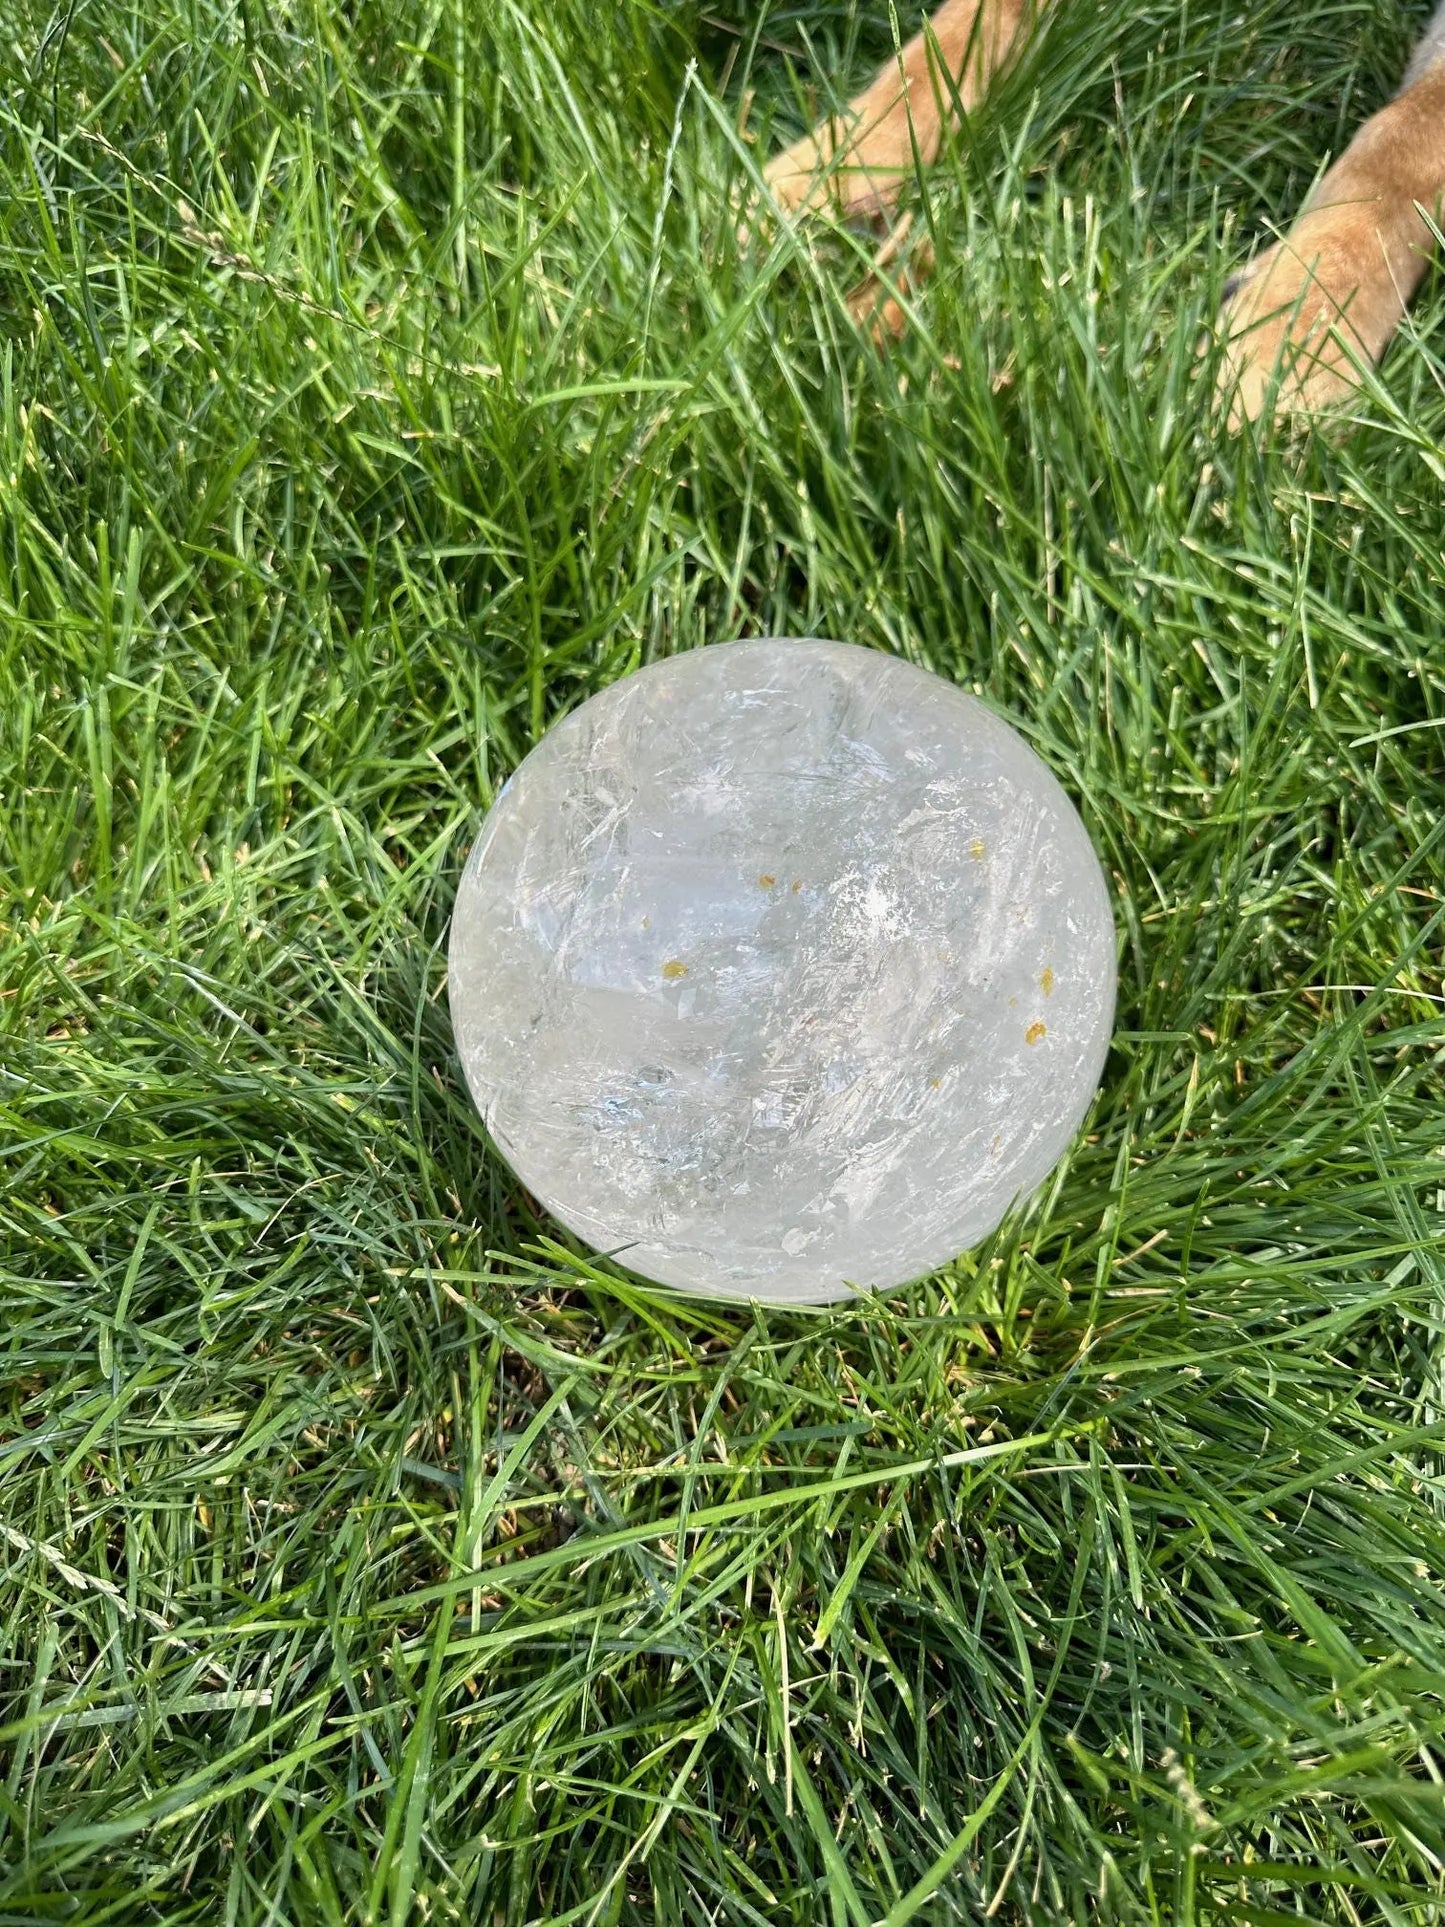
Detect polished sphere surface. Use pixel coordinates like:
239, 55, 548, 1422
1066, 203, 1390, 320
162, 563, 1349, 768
449, 639, 1116, 1302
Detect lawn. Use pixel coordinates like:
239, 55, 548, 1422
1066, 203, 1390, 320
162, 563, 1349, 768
3, 0, 1445, 1919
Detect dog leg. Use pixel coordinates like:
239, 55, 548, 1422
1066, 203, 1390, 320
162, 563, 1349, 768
1219, 29, 1445, 423
763, 0, 1041, 220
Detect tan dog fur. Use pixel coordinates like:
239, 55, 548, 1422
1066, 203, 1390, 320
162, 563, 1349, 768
760, 0, 1445, 422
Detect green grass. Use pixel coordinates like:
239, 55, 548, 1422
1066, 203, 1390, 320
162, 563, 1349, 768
3, 0, 1445, 1918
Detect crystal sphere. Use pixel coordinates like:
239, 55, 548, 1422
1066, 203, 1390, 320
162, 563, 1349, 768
449, 639, 1115, 1304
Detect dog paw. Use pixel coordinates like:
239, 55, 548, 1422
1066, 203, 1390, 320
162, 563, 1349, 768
1216, 241, 1359, 426
1215, 201, 1413, 427
846, 221, 934, 340
847, 276, 910, 339
1215, 65, 1445, 427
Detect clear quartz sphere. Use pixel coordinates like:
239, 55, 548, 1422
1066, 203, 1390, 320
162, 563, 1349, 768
449, 639, 1116, 1304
